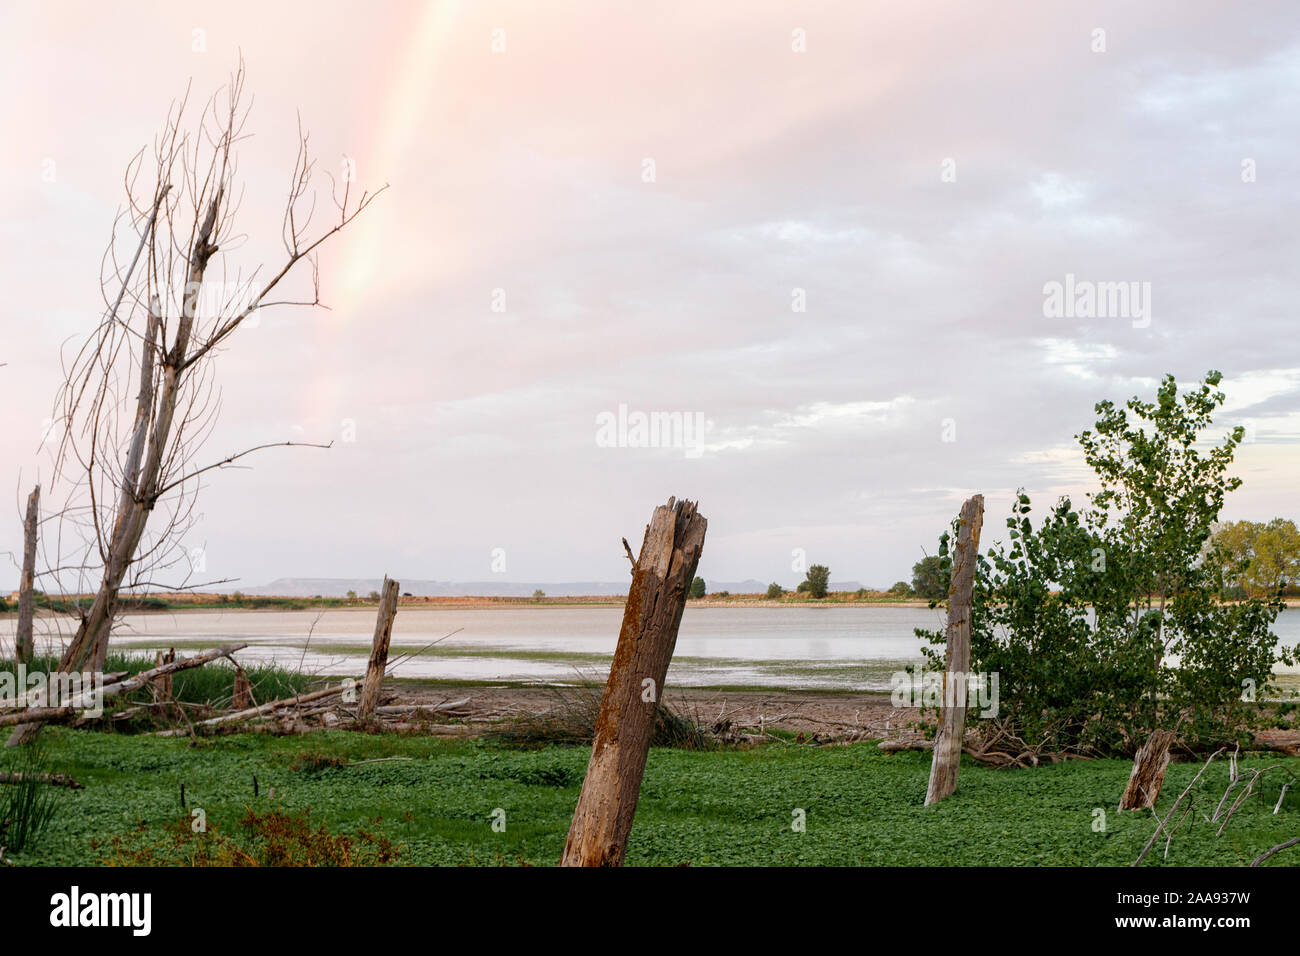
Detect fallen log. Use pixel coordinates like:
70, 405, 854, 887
374, 699, 472, 716
154, 682, 349, 737
0, 771, 83, 789
879, 738, 933, 753
1, 644, 247, 735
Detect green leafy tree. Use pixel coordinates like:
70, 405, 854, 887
887, 581, 913, 597
690, 577, 706, 599
1213, 519, 1300, 598
911, 555, 949, 601
919, 371, 1290, 756
765, 582, 785, 599
802, 564, 830, 599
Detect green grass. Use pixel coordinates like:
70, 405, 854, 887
6, 729, 1299, 866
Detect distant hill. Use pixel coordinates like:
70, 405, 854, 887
243, 577, 867, 597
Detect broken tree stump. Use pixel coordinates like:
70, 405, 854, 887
358, 576, 400, 719
561, 497, 707, 867
15, 485, 39, 665
152, 649, 175, 702
925, 493, 984, 806
1120, 729, 1175, 810
231, 667, 252, 710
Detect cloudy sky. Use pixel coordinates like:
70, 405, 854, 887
3, 1, 1299, 591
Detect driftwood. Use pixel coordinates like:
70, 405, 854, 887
374, 699, 472, 716
15, 485, 39, 665
561, 497, 707, 867
925, 493, 983, 806
879, 738, 933, 753
1119, 729, 1175, 810
154, 683, 348, 737
0, 644, 246, 735
1251, 836, 1300, 867
0, 771, 82, 789
1132, 748, 1224, 867
359, 576, 400, 719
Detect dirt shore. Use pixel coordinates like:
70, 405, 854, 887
397, 683, 916, 739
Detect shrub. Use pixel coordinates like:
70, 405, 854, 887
802, 565, 830, 599
918, 372, 1292, 757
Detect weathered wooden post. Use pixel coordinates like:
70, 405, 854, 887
1119, 729, 1175, 810
231, 666, 253, 710
561, 497, 707, 866
358, 576, 400, 719
925, 493, 984, 806
152, 647, 176, 722
15, 485, 39, 665
153, 649, 175, 701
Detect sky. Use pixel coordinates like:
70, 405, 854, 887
3, 1, 1300, 592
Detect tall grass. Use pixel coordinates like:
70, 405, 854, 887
0, 745, 60, 853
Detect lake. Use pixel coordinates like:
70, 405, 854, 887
10, 604, 1300, 692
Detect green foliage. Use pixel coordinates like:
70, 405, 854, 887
765, 582, 785, 599
15, 730, 1300, 866
918, 372, 1292, 756
0, 744, 61, 852
802, 564, 830, 599
1213, 519, 1300, 599
690, 577, 706, 599
532, 589, 546, 601
911, 555, 949, 601
887, 581, 913, 597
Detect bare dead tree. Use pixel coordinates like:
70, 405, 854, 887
8, 60, 385, 746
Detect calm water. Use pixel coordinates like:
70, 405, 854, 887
9, 605, 1300, 691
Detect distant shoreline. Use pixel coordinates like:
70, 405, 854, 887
7, 593, 1298, 614
6, 593, 940, 613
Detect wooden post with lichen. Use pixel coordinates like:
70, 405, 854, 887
925, 493, 984, 806
561, 497, 707, 866
15, 485, 39, 665
358, 576, 400, 719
